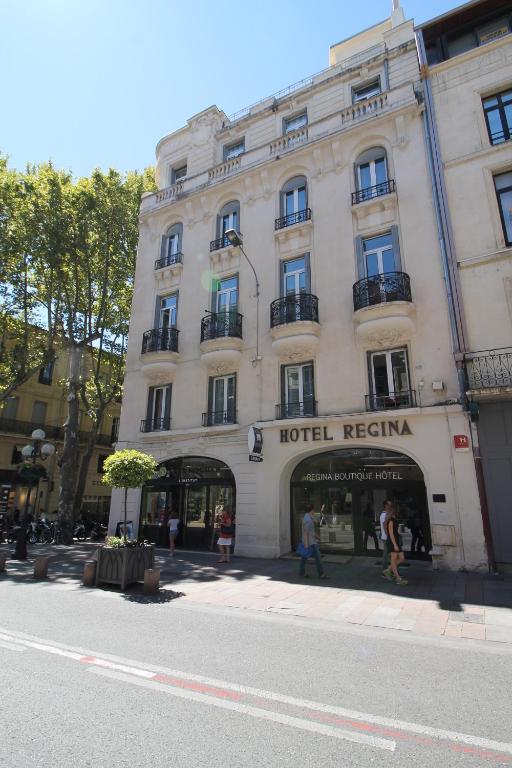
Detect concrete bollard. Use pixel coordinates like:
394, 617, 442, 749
144, 568, 160, 595
82, 560, 97, 587
33, 556, 50, 580
0, 553, 7, 572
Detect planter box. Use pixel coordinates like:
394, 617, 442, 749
95, 545, 155, 590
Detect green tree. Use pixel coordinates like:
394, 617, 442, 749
101, 449, 158, 543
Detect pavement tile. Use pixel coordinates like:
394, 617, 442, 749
460, 623, 486, 640
444, 621, 464, 638
485, 625, 512, 643
485, 608, 512, 627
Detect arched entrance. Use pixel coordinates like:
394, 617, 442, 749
290, 447, 431, 559
140, 456, 235, 550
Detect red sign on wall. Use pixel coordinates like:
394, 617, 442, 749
454, 434, 470, 451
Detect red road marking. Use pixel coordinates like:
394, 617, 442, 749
80, 656, 97, 664
152, 673, 243, 701
448, 743, 512, 763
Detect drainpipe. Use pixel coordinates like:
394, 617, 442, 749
415, 29, 496, 572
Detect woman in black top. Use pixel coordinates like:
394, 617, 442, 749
385, 508, 408, 586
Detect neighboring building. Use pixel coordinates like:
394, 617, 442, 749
416, 0, 512, 568
109, 2, 487, 569
0, 352, 121, 521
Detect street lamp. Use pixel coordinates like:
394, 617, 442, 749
224, 229, 261, 363
13, 429, 56, 561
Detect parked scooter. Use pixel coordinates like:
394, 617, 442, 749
73, 521, 87, 541
89, 521, 108, 541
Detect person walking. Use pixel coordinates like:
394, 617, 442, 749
379, 499, 392, 575
217, 506, 234, 563
384, 506, 408, 585
299, 505, 328, 579
167, 510, 180, 556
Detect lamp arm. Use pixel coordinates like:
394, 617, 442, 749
238, 244, 261, 362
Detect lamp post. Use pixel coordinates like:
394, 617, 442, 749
13, 429, 56, 561
224, 228, 261, 363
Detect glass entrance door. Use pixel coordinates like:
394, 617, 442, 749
183, 485, 210, 550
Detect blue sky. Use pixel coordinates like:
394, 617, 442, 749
2, 0, 458, 177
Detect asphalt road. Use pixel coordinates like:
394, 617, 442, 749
1, 578, 511, 768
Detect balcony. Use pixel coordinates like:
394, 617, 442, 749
464, 348, 512, 399
365, 390, 417, 411
270, 294, 320, 359
140, 417, 171, 433
352, 179, 395, 205
210, 234, 232, 252
140, 327, 180, 383
276, 400, 317, 420
269, 127, 308, 156
352, 272, 415, 346
200, 311, 244, 372
154, 251, 183, 271
275, 208, 312, 231
202, 410, 237, 427
0, 418, 114, 446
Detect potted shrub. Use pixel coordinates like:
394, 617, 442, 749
97, 449, 158, 589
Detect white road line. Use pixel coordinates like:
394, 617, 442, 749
2, 627, 511, 757
89, 667, 396, 752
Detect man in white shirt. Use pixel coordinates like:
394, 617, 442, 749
380, 499, 393, 578
300, 505, 328, 579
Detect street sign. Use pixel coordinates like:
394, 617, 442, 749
454, 434, 469, 451
249, 455, 263, 463
248, 426, 263, 455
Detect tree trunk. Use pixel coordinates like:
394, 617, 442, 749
72, 421, 101, 522
58, 343, 82, 543
123, 487, 128, 544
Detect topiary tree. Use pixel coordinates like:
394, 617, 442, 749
101, 449, 158, 543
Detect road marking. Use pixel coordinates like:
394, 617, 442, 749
89, 667, 395, 751
1, 627, 511, 761
0, 639, 25, 651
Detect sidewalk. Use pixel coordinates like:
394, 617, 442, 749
2, 543, 512, 644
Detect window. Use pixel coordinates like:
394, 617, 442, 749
144, 385, 171, 431
354, 147, 390, 200
159, 223, 183, 267
280, 175, 307, 216
223, 139, 245, 161
214, 276, 238, 314
110, 416, 120, 443
281, 362, 315, 418
32, 400, 47, 426
368, 348, 412, 410
284, 111, 307, 134
282, 255, 309, 296
11, 446, 22, 465
158, 294, 178, 329
97, 455, 107, 474
2, 396, 19, 420
356, 227, 402, 279
476, 17, 510, 46
213, 201, 240, 249
207, 374, 236, 425
171, 164, 187, 183
483, 90, 512, 145
495, 172, 512, 245
352, 78, 381, 104
38, 360, 54, 385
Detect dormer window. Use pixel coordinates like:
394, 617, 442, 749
223, 139, 245, 161
284, 111, 307, 134
352, 78, 381, 104
171, 164, 187, 184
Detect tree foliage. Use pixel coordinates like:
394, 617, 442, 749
101, 449, 158, 490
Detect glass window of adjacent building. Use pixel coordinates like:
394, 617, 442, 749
215, 276, 238, 313
208, 374, 236, 425
281, 362, 315, 418
223, 139, 245, 161
283, 111, 307, 134
158, 294, 178, 329
216, 201, 240, 247
483, 90, 512, 145
145, 384, 171, 431
2, 396, 19, 420
281, 176, 307, 218
171, 164, 187, 183
352, 78, 381, 104
363, 233, 396, 277
32, 400, 47, 425
355, 147, 389, 197
38, 360, 54, 385
283, 256, 307, 296
368, 349, 412, 410
110, 416, 120, 443
495, 171, 512, 246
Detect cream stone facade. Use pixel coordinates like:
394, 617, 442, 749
110, 4, 488, 570
417, 0, 512, 566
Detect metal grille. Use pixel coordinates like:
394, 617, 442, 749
353, 272, 411, 311
209, 234, 231, 252
154, 252, 183, 270
202, 410, 237, 427
465, 348, 512, 389
140, 418, 171, 433
274, 208, 311, 231
141, 327, 179, 354
365, 391, 416, 411
352, 179, 395, 205
270, 294, 319, 327
200, 312, 243, 342
275, 400, 317, 419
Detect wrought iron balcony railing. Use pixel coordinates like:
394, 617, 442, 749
140, 417, 171, 433
141, 327, 179, 355
154, 251, 183, 270
275, 399, 317, 419
365, 390, 417, 411
210, 234, 231, 252
352, 179, 395, 205
0, 418, 115, 445
200, 311, 243, 342
353, 271, 412, 311
202, 409, 237, 427
464, 348, 512, 390
270, 293, 319, 327
274, 208, 312, 231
